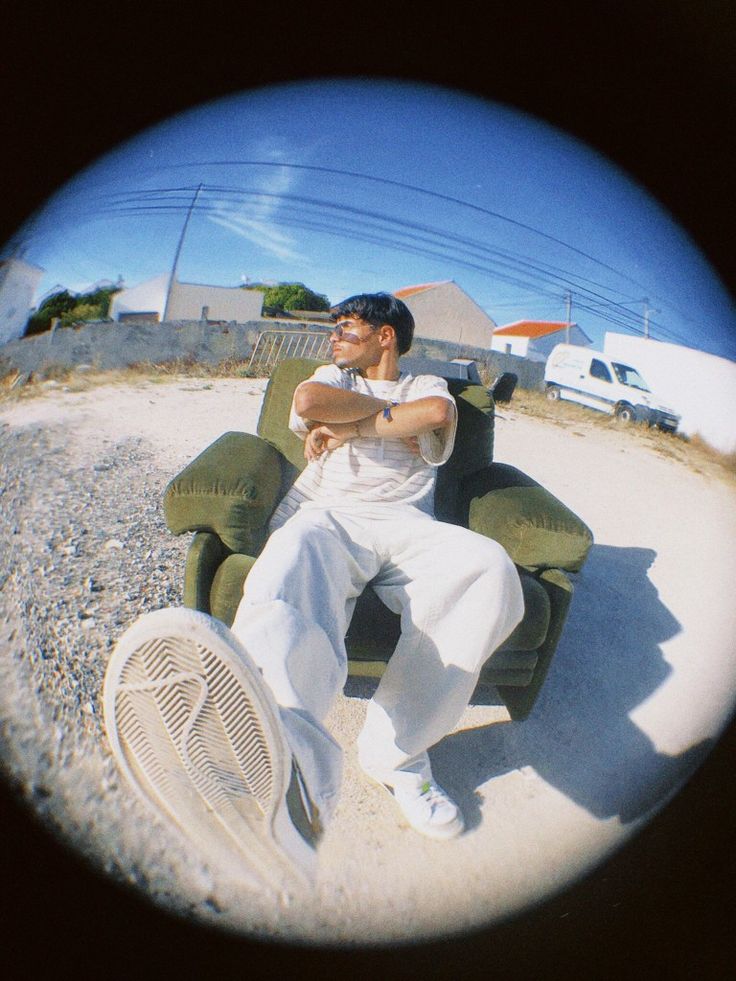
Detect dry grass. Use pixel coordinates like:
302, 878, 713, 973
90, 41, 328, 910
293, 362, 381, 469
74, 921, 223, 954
0, 358, 267, 403
500, 385, 736, 487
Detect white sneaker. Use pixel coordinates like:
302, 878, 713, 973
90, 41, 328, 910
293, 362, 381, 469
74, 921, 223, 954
380, 778, 465, 840
103, 607, 319, 891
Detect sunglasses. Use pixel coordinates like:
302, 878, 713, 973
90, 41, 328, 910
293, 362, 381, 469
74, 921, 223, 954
329, 320, 378, 344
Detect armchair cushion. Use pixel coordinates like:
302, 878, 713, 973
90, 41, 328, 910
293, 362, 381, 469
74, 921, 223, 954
464, 463, 593, 572
163, 431, 283, 554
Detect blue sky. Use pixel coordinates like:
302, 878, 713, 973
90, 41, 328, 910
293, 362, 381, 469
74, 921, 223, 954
10, 78, 736, 359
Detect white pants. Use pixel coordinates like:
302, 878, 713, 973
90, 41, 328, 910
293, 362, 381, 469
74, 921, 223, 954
230, 505, 524, 825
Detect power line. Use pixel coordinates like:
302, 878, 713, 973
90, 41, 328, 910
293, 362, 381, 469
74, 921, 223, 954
136, 160, 660, 296
94, 180, 647, 309
89, 184, 642, 307
94, 185, 695, 345
26, 179, 705, 349
99, 182, 638, 298
27, 159, 729, 346
107, 200, 565, 297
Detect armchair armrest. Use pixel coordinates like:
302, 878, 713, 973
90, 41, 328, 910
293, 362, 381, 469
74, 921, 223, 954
462, 462, 593, 572
498, 568, 575, 720
183, 531, 230, 613
163, 431, 284, 554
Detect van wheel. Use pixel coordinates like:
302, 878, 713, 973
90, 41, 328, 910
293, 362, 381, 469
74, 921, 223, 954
546, 385, 561, 401
615, 403, 636, 423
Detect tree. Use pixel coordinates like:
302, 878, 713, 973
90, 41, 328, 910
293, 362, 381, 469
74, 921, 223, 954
60, 302, 106, 327
246, 282, 330, 313
25, 290, 77, 336
82, 285, 119, 313
24, 285, 120, 336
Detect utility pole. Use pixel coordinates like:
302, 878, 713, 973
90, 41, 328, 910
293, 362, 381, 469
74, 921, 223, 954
643, 299, 657, 339
163, 183, 203, 321
565, 291, 572, 344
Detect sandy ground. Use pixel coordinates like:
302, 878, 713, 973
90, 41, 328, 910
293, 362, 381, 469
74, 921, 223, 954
1, 375, 736, 946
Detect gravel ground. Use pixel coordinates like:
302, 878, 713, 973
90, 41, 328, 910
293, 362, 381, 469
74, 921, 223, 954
0, 421, 224, 924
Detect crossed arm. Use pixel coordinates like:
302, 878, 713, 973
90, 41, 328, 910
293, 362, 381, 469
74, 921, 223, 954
294, 381, 455, 461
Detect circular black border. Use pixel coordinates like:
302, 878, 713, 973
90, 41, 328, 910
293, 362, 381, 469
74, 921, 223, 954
2, 4, 734, 978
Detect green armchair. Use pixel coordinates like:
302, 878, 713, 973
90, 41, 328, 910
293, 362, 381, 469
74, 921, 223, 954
163, 358, 593, 721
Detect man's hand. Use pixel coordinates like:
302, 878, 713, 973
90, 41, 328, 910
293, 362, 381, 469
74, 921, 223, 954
304, 422, 356, 461
304, 424, 422, 461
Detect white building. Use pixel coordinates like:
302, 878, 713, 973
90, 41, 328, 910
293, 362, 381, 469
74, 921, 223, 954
603, 332, 736, 454
109, 274, 169, 322
0, 256, 44, 344
110, 275, 264, 323
393, 281, 497, 349
491, 321, 591, 362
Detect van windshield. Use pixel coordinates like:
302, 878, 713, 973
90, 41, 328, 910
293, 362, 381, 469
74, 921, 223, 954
612, 362, 650, 391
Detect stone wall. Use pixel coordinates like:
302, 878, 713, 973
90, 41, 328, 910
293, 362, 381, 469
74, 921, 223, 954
409, 336, 546, 390
0, 318, 546, 391
0, 319, 275, 376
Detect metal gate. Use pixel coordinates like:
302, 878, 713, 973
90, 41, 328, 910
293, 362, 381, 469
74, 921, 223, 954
247, 328, 331, 374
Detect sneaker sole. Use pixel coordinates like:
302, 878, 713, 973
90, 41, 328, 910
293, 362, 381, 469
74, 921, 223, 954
103, 607, 315, 890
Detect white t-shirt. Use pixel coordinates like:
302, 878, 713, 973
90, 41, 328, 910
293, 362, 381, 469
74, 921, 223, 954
269, 364, 457, 530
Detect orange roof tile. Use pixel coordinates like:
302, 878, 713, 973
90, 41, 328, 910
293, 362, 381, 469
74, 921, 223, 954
493, 320, 573, 339
393, 281, 451, 299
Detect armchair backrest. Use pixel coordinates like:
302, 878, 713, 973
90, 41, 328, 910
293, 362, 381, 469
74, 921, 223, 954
256, 357, 496, 519
257, 358, 330, 471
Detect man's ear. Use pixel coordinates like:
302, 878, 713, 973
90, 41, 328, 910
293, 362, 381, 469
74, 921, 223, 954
378, 324, 397, 349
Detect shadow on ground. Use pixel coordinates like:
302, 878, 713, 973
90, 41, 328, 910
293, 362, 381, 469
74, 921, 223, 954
345, 544, 714, 831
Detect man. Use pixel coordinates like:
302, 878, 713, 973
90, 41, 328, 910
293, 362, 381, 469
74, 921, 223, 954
105, 293, 524, 888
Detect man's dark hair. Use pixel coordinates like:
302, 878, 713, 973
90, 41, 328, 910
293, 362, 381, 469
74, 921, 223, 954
329, 292, 415, 355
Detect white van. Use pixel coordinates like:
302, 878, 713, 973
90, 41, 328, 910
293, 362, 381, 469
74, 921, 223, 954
544, 344, 680, 431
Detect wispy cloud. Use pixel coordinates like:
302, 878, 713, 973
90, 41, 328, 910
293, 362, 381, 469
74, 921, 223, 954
207, 211, 304, 263
205, 150, 306, 263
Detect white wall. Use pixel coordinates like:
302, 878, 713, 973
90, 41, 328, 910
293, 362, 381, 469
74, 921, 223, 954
0, 258, 44, 344
491, 325, 591, 362
110, 276, 265, 323
110, 273, 170, 321
165, 281, 264, 321
491, 336, 529, 358
603, 332, 736, 454
531, 325, 591, 360
490, 335, 530, 357
401, 282, 496, 348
